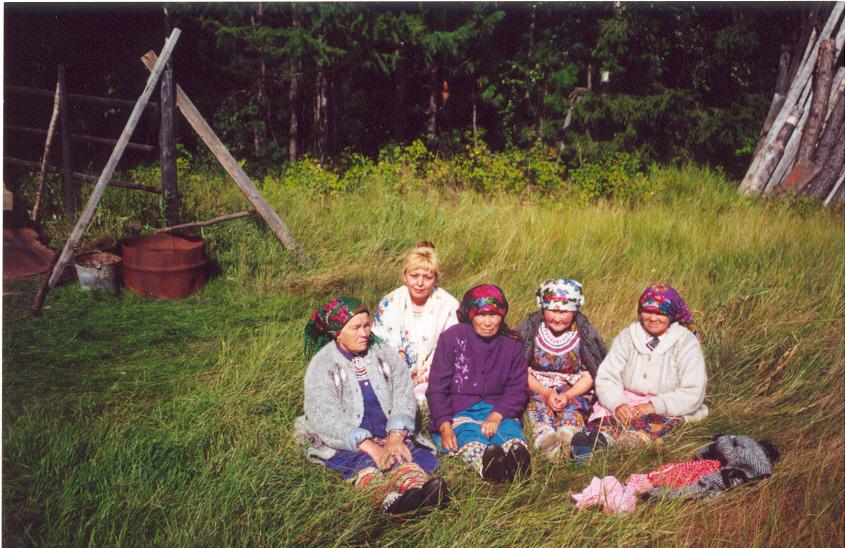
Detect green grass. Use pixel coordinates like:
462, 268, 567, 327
3, 163, 844, 547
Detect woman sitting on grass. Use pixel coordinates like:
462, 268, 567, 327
426, 285, 531, 484
573, 284, 707, 459
297, 297, 448, 515
515, 279, 608, 459
372, 241, 460, 405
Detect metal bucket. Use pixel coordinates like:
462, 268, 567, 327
74, 252, 122, 292
121, 233, 208, 299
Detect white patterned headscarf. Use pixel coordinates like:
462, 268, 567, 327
535, 279, 584, 312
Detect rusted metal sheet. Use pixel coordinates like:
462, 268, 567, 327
3, 228, 55, 279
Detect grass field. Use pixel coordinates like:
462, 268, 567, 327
3, 164, 844, 547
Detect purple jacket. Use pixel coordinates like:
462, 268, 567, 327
426, 323, 530, 433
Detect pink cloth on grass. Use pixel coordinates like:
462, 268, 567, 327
571, 476, 638, 514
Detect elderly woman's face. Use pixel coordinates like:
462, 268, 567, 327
403, 268, 436, 304
336, 312, 371, 354
471, 311, 502, 338
640, 310, 671, 337
543, 310, 576, 334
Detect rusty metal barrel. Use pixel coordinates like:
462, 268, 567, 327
121, 233, 208, 299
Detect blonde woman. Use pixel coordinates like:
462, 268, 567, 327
372, 242, 459, 404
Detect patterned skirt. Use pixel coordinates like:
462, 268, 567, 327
325, 437, 440, 481
586, 413, 683, 446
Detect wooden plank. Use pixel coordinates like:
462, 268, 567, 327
4, 156, 162, 194
160, 68, 179, 226
4, 125, 155, 152
48, 29, 181, 289
141, 51, 313, 267
4, 84, 159, 109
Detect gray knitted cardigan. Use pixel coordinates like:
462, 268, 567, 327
644, 435, 778, 500
515, 310, 609, 381
295, 341, 437, 464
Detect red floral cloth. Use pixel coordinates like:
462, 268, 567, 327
627, 459, 723, 495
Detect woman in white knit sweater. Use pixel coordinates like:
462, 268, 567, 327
573, 284, 707, 455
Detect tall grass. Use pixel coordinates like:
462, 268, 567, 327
3, 163, 843, 546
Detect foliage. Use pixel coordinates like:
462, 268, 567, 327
4, 162, 844, 547
570, 152, 658, 201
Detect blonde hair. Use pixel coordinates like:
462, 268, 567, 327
403, 241, 441, 280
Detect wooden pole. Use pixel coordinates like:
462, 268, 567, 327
31, 80, 61, 222
743, 107, 802, 197
160, 67, 179, 226
795, 39, 836, 165
152, 210, 256, 233
47, 28, 181, 289
141, 50, 313, 267
5, 84, 158, 109
805, 130, 845, 200
59, 65, 74, 218
4, 125, 156, 152
824, 166, 845, 206
4, 156, 163, 194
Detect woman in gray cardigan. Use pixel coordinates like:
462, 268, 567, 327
573, 284, 707, 458
296, 297, 447, 515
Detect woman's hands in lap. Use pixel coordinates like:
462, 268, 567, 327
481, 411, 504, 438
439, 422, 458, 452
544, 389, 569, 412
615, 402, 655, 421
359, 436, 410, 471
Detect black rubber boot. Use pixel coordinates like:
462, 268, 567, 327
481, 443, 509, 484
505, 443, 532, 483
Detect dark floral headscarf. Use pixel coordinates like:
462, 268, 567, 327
638, 284, 699, 337
457, 284, 509, 323
304, 297, 369, 358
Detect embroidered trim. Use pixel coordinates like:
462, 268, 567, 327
537, 322, 579, 355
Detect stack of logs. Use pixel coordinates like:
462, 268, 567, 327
739, 2, 845, 205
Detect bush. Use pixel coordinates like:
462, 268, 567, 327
569, 152, 660, 201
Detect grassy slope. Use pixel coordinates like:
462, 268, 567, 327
3, 165, 844, 547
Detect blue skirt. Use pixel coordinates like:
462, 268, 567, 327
324, 437, 440, 481
431, 401, 526, 454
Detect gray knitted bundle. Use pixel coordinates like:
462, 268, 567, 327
644, 434, 779, 501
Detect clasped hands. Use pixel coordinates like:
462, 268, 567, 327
543, 388, 569, 412
359, 430, 412, 471
614, 402, 655, 422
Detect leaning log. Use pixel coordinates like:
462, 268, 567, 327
742, 107, 801, 196
32, 81, 61, 222
805, 129, 845, 200
824, 166, 845, 206
795, 39, 836, 165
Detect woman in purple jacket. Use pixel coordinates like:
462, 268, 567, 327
426, 285, 531, 484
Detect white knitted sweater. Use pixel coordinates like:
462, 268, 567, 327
595, 321, 708, 421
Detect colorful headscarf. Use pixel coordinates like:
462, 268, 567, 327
638, 284, 699, 337
457, 284, 508, 323
535, 279, 585, 311
304, 297, 369, 358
